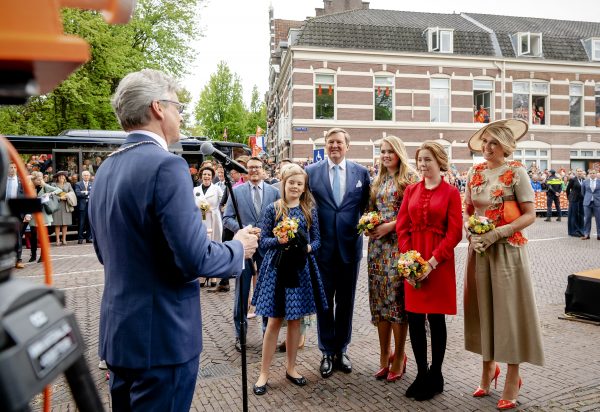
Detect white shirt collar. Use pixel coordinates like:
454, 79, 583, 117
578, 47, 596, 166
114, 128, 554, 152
249, 181, 264, 190
328, 158, 347, 170
129, 129, 169, 152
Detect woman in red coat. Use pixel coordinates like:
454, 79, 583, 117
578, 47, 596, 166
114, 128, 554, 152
396, 141, 463, 401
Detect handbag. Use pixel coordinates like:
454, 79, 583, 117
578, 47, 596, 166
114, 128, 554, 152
66, 191, 77, 207
42, 193, 60, 214
502, 195, 522, 223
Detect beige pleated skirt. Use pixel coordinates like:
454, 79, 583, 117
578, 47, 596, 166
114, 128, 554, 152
463, 240, 545, 366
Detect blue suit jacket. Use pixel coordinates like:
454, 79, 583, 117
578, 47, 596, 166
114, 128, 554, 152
306, 159, 370, 264
582, 178, 600, 206
74, 180, 92, 211
222, 181, 280, 237
89, 133, 244, 369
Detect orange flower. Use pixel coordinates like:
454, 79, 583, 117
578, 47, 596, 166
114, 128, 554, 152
473, 162, 488, 172
507, 231, 528, 247
470, 173, 485, 188
507, 160, 524, 168
491, 187, 503, 198
485, 208, 502, 223
499, 170, 514, 186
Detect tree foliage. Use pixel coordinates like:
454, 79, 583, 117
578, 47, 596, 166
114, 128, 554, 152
194, 63, 266, 143
0, 0, 202, 136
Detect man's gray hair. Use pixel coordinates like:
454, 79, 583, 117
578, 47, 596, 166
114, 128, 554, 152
111, 69, 180, 130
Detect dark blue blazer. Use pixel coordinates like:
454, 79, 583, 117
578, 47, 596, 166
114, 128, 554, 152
74, 180, 92, 211
306, 159, 370, 264
89, 133, 244, 369
582, 178, 600, 206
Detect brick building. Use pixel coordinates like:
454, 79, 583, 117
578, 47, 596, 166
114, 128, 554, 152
266, 0, 600, 172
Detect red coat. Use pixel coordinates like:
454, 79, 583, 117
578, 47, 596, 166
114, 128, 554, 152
396, 180, 463, 314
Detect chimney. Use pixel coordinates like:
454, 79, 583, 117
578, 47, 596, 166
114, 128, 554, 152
315, 0, 369, 17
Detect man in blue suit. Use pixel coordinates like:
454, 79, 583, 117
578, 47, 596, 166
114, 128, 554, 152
74, 170, 93, 243
581, 168, 600, 240
306, 128, 370, 378
89, 69, 258, 412
223, 156, 280, 351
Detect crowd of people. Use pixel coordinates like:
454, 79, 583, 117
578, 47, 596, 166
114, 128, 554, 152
16, 69, 596, 411
6, 161, 98, 268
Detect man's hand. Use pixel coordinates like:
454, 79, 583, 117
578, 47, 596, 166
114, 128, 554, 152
233, 226, 259, 259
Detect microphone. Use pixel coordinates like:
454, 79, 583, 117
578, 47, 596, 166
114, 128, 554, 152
200, 142, 248, 174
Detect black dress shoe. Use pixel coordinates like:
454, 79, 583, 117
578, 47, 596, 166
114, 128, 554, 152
320, 355, 334, 378
582, 236, 590, 240
556, 218, 561, 222
253, 383, 267, 396
234, 338, 241, 353
77, 240, 83, 244
406, 370, 428, 398
86, 239, 93, 243
335, 353, 352, 373
286, 372, 307, 386
544, 218, 551, 222
28, 256, 37, 263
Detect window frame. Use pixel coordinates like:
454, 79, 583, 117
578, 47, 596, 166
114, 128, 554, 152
569, 83, 584, 127
512, 148, 549, 171
512, 80, 549, 125
314, 72, 336, 120
428, 27, 453, 53
517, 32, 543, 57
593, 39, 600, 61
473, 79, 494, 124
430, 77, 451, 123
373, 74, 395, 121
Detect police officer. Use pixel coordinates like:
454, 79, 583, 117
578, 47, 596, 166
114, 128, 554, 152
545, 169, 563, 221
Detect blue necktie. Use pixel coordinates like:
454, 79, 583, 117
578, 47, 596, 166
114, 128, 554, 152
332, 165, 342, 206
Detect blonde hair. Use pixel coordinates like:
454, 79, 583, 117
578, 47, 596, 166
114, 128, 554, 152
370, 136, 417, 205
483, 124, 517, 157
275, 164, 314, 229
416, 141, 449, 172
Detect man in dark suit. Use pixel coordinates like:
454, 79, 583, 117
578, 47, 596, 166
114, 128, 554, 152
306, 128, 370, 378
75, 170, 93, 243
566, 168, 586, 237
581, 169, 600, 240
5, 162, 26, 268
89, 69, 258, 411
223, 156, 280, 351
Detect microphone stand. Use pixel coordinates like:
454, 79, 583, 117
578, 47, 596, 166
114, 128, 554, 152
221, 168, 251, 412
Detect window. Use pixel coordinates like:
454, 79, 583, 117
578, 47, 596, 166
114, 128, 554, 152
515, 32, 543, 57
430, 78, 450, 122
594, 39, 600, 60
315, 73, 335, 119
428, 27, 453, 53
473, 80, 493, 123
374, 76, 394, 121
512, 81, 547, 125
595, 85, 600, 127
569, 83, 584, 127
512, 148, 549, 171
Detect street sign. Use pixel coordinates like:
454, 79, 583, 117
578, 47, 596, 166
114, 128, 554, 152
313, 148, 324, 163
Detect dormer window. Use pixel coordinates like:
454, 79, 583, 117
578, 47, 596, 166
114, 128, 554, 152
583, 38, 600, 61
514, 32, 543, 57
428, 27, 453, 53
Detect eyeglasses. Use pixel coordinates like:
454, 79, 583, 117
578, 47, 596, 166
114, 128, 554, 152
157, 99, 185, 114
248, 166, 263, 170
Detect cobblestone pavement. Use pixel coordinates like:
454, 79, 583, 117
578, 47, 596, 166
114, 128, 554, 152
17, 218, 600, 411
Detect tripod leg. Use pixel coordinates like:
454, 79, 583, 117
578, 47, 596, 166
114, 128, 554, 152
64, 355, 104, 412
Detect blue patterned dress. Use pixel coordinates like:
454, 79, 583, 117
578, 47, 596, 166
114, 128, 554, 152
252, 204, 328, 320
367, 174, 414, 324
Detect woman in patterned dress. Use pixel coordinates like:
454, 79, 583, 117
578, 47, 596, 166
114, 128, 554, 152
251, 164, 328, 395
464, 119, 544, 410
367, 136, 417, 382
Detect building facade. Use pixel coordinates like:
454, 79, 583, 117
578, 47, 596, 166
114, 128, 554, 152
267, 2, 600, 172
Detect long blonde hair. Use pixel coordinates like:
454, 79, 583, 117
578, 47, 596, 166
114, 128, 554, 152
275, 164, 314, 229
370, 135, 417, 205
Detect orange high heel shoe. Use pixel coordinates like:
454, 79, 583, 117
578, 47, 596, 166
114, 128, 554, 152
473, 364, 501, 397
497, 377, 523, 410
386, 354, 408, 383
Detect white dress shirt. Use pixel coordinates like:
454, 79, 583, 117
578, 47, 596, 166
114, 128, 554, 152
129, 129, 169, 152
6, 176, 18, 199
328, 158, 347, 197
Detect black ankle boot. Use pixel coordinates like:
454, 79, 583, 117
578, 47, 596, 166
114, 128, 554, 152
28, 255, 37, 263
414, 368, 443, 401
406, 369, 428, 398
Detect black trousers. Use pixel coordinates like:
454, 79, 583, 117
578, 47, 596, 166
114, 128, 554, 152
546, 193, 561, 217
407, 312, 447, 373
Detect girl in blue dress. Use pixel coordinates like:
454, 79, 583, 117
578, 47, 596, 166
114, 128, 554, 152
252, 164, 328, 395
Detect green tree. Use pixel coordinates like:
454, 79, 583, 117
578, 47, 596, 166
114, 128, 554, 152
194, 61, 247, 142
0, 0, 202, 136
246, 85, 267, 136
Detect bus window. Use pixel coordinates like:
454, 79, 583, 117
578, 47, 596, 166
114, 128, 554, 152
53, 151, 80, 176
82, 151, 110, 175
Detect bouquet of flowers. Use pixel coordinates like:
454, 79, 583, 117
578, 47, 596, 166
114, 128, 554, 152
273, 216, 300, 243
397, 250, 429, 289
357, 211, 383, 234
198, 200, 210, 219
467, 215, 495, 256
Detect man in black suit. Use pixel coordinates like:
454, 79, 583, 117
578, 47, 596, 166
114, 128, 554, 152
5, 162, 26, 268
75, 170, 93, 243
566, 168, 586, 237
